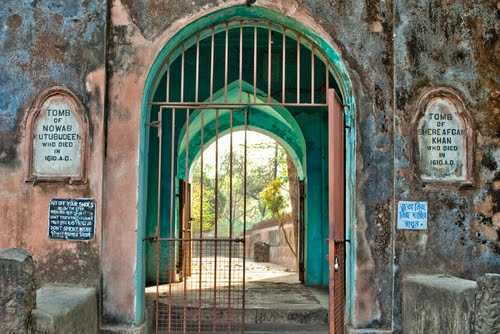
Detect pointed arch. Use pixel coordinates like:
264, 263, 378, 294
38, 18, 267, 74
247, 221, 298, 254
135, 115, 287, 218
176, 81, 307, 179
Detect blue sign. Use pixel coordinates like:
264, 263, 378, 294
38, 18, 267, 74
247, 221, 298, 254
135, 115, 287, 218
397, 201, 427, 230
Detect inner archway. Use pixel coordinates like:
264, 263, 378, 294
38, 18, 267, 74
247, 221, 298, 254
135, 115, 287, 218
187, 130, 303, 286
137, 5, 356, 332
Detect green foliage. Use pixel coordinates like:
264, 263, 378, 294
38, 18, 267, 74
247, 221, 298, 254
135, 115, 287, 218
189, 132, 292, 236
191, 177, 216, 233
260, 178, 286, 218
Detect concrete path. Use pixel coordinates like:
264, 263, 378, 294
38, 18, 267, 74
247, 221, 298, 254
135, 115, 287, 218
146, 259, 328, 332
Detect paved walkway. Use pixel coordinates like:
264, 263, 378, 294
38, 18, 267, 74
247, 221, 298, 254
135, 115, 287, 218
146, 259, 328, 332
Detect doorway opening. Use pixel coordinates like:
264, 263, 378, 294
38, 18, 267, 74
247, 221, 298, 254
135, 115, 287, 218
139, 7, 356, 333
145, 130, 328, 331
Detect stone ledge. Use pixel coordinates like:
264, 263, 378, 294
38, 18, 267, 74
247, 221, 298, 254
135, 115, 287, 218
0, 248, 33, 263
32, 285, 97, 334
402, 274, 477, 334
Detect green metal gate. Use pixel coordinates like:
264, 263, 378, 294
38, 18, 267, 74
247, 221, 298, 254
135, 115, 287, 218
146, 18, 340, 333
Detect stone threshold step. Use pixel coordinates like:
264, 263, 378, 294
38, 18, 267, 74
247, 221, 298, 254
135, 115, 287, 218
155, 308, 328, 327
245, 332, 328, 334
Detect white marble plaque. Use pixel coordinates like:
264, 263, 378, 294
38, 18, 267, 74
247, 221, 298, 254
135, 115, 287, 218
417, 97, 467, 182
32, 95, 82, 178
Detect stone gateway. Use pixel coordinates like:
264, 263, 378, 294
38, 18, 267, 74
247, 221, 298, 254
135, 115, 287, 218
0, 1, 498, 334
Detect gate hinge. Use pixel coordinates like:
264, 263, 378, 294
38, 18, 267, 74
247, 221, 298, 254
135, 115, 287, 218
148, 121, 160, 128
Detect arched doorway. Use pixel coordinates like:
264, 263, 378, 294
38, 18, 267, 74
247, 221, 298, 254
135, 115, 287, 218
137, 5, 356, 332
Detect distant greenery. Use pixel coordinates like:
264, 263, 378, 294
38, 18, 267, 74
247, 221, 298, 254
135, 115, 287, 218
190, 136, 290, 237
260, 178, 286, 218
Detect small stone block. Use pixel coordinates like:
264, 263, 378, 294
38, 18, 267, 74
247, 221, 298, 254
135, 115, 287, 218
254, 241, 270, 263
32, 285, 97, 334
0, 248, 35, 334
402, 274, 477, 334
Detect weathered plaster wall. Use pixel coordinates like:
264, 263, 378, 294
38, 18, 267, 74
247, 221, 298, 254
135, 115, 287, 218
0, 0, 105, 287
1, 0, 498, 331
395, 0, 500, 332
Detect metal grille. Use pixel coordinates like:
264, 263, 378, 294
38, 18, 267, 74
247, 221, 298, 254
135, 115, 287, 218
155, 239, 244, 333
148, 18, 341, 333
149, 19, 336, 108
151, 106, 248, 333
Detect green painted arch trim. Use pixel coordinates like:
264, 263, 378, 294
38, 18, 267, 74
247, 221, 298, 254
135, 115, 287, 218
142, 5, 355, 119
176, 81, 307, 179
178, 124, 305, 180
137, 4, 357, 326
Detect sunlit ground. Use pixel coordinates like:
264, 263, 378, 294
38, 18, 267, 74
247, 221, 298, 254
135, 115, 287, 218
146, 257, 326, 310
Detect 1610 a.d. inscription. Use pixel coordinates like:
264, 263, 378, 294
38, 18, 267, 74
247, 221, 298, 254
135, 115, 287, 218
48, 199, 95, 241
415, 89, 473, 183
27, 87, 87, 183
33, 97, 81, 173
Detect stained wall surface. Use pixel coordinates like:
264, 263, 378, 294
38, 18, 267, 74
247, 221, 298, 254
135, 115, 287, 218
0, 0, 498, 332
394, 1, 500, 330
0, 0, 105, 290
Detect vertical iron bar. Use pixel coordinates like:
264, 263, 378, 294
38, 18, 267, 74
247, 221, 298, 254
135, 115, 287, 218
297, 34, 301, 104
241, 108, 248, 333
212, 108, 219, 333
168, 108, 176, 334
267, 24, 272, 103
224, 23, 229, 103
227, 109, 234, 330
311, 48, 315, 104
155, 109, 163, 334
198, 112, 204, 332
210, 27, 215, 102
195, 34, 200, 103
183, 109, 190, 333
181, 45, 185, 103
239, 21, 243, 103
282, 28, 286, 104
253, 26, 257, 103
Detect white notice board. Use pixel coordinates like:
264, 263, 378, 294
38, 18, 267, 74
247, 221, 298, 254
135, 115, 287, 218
397, 201, 427, 230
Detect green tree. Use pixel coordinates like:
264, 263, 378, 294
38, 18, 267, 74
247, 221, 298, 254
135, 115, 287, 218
189, 131, 293, 237
190, 163, 226, 234
259, 178, 286, 218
